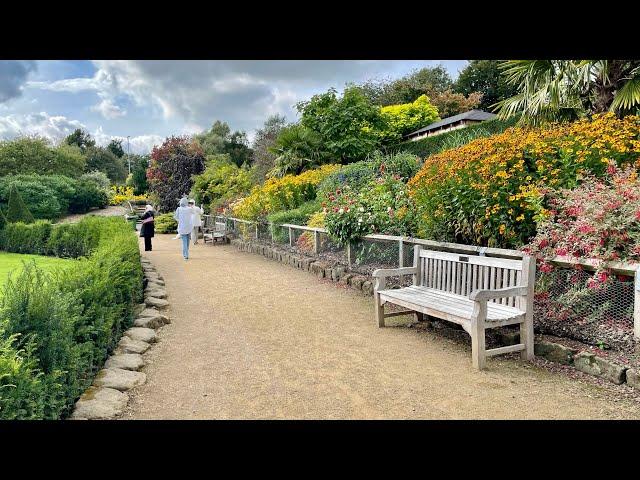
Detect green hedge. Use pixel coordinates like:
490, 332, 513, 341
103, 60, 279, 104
391, 116, 519, 159
154, 213, 177, 234
0, 216, 143, 419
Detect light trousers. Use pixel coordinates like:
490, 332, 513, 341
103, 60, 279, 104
181, 233, 191, 258
192, 226, 200, 244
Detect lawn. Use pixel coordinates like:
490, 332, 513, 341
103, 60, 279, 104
0, 252, 76, 289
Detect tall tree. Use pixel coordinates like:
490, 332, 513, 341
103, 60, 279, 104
496, 60, 640, 125
147, 136, 205, 212
297, 86, 384, 163
454, 60, 519, 112
107, 139, 125, 158
64, 129, 95, 152
84, 147, 127, 183
251, 114, 287, 182
194, 120, 253, 167
269, 124, 328, 177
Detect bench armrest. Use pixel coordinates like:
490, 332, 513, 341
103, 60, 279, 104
372, 267, 418, 278
470, 286, 529, 301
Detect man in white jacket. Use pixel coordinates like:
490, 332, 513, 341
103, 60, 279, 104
189, 199, 204, 245
174, 197, 194, 260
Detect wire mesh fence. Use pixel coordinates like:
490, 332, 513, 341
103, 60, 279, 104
535, 268, 635, 352
219, 215, 638, 350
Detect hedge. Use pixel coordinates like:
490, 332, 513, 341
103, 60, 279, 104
0, 216, 143, 419
391, 116, 519, 159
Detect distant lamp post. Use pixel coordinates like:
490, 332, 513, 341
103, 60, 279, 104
127, 136, 131, 174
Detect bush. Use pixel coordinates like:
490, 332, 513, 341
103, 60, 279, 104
408, 113, 640, 248
154, 213, 178, 234
0, 216, 143, 419
266, 199, 321, 226
232, 164, 339, 221
0, 136, 86, 178
190, 156, 253, 212
80, 171, 111, 193
317, 161, 376, 198
0, 221, 52, 255
68, 181, 108, 214
5, 184, 34, 224
393, 116, 519, 158
379, 95, 439, 143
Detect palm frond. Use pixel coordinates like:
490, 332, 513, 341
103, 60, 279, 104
610, 74, 640, 112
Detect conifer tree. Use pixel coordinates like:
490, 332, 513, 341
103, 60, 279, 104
5, 184, 34, 223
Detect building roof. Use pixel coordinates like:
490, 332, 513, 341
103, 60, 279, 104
405, 110, 497, 138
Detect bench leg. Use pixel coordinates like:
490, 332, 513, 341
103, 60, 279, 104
375, 292, 385, 328
520, 315, 534, 361
471, 301, 487, 370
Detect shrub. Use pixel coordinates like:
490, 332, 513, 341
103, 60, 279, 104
47, 221, 101, 258
379, 95, 439, 143
68, 181, 108, 214
80, 171, 111, 193
267, 200, 322, 243
0, 216, 143, 419
408, 113, 640, 248
323, 176, 417, 245
190, 156, 253, 212
109, 185, 147, 206
0, 136, 86, 178
5, 184, 34, 224
0, 221, 52, 255
317, 161, 376, 198
393, 116, 519, 158
232, 164, 339, 221
154, 213, 178, 234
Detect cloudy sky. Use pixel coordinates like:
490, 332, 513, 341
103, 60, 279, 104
0, 60, 469, 154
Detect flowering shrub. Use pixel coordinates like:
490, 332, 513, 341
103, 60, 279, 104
190, 156, 253, 212
408, 113, 640, 247
232, 164, 339, 221
323, 176, 417, 244
527, 167, 640, 285
296, 210, 326, 253
109, 185, 148, 205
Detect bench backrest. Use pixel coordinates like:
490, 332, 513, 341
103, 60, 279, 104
215, 221, 226, 232
415, 248, 526, 307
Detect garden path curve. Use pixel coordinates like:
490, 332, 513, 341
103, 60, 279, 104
122, 233, 640, 419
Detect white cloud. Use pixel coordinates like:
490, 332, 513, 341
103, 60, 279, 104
0, 111, 85, 142
93, 126, 162, 154
91, 99, 126, 119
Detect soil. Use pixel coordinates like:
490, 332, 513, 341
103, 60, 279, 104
121, 233, 640, 419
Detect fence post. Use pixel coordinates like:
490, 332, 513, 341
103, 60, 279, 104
347, 242, 352, 266
289, 227, 293, 247
270, 222, 274, 243
314, 230, 320, 254
635, 267, 640, 340
398, 238, 404, 268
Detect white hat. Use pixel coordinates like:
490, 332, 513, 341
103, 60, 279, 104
188, 199, 195, 204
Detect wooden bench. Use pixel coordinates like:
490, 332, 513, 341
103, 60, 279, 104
373, 245, 535, 370
203, 216, 228, 244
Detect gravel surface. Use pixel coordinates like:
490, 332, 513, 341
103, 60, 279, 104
57, 205, 128, 223
121, 234, 640, 419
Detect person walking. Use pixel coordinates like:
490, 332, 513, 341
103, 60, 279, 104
174, 197, 194, 260
189, 199, 204, 245
140, 204, 155, 252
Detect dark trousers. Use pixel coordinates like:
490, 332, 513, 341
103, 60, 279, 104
144, 236, 152, 251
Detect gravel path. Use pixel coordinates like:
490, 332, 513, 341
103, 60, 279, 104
58, 205, 128, 223
122, 234, 640, 419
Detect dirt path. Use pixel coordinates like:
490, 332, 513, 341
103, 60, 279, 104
122, 234, 640, 419
58, 205, 128, 223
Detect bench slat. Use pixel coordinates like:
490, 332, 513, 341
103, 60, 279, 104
420, 249, 523, 271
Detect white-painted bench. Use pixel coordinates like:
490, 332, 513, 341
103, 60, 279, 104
373, 246, 535, 370
203, 217, 228, 244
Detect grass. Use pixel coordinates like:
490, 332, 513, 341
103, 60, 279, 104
0, 252, 75, 290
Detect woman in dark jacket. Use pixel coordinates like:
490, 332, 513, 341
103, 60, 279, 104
140, 204, 155, 251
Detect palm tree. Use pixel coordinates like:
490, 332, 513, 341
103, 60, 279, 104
494, 60, 640, 125
268, 124, 328, 177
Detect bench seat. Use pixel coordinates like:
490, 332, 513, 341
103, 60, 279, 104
379, 286, 525, 327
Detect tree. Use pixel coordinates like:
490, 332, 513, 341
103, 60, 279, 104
379, 94, 440, 142
107, 139, 125, 158
454, 60, 519, 112
250, 114, 287, 183
190, 154, 253, 211
297, 86, 384, 163
355, 65, 454, 106
496, 60, 640, 125
430, 90, 483, 118
84, 146, 127, 183
0, 136, 86, 177
194, 120, 253, 167
129, 154, 150, 195
147, 136, 205, 212
64, 129, 95, 152
5, 184, 34, 223
269, 124, 329, 177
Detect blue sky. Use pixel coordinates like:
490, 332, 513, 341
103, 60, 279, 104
0, 60, 469, 154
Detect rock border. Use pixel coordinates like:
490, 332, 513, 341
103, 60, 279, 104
233, 238, 640, 390
70, 258, 170, 420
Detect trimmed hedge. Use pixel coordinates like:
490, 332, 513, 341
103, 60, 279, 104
391, 116, 519, 159
0, 216, 143, 419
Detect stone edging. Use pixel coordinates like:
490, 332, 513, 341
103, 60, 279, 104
233, 238, 640, 391
69, 258, 170, 420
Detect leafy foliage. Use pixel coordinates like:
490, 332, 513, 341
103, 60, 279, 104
84, 146, 127, 183
5, 184, 34, 224
379, 95, 439, 142
147, 136, 206, 212
64, 128, 96, 152
154, 213, 178, 234
190, 155, 253, 212
269, 124, 330, 177
0, 216, 143, 419
194, 120, 253, 168
0, 136, 86, 178
107, 139, 125, 158
454, 60, 519, 112
250, 115, 287, 183
430, 90, 482, 118
408, 113, 640, 247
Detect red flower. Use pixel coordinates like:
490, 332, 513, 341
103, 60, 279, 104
539, 262, 554, 273
556, 247, 568, 256
596, 271, 609, 283
607, 164, 617, 175
538, 239, 549, 249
